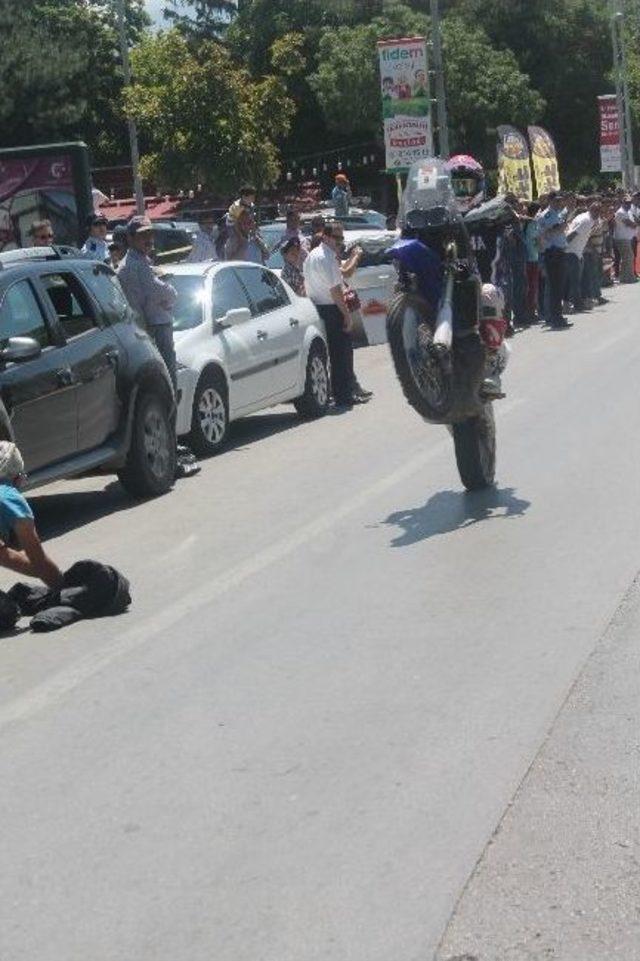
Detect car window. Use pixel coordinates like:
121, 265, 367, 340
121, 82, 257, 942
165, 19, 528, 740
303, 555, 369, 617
171, 275, 207, 330
79, 265, 133, 326
0, 280, 50, 349
260, 225, 286, 270
236, 267, 289, 316
41, 272, 99, 339
211, 268, 251, 322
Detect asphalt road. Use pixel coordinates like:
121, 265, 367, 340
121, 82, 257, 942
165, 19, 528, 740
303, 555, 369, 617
1, 286, 639, 961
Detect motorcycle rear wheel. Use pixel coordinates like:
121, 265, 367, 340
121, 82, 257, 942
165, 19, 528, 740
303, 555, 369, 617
452, 403, 496, 490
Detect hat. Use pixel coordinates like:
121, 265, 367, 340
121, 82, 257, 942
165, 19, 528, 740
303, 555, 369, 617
111, 224, 128, 247
87, 212, 108, 228
282, 236, 301, 255
0, 442, 25, 482
125, 215, 153, 236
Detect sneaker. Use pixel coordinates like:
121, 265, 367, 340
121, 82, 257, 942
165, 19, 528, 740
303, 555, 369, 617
353, 386, 374, 400
480, 375, 506, 400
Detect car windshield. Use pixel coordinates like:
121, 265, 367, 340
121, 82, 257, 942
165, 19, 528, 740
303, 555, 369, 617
259, 224, 287, 269
171, 274, 206, 330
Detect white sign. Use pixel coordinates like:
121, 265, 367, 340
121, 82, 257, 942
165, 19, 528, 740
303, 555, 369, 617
378, 37, 433, 172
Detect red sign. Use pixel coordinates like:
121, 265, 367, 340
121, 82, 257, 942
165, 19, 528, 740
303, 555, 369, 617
598, 95, 621, 172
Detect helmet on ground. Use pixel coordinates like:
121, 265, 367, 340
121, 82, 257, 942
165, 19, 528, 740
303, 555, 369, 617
446, 154, 485, 213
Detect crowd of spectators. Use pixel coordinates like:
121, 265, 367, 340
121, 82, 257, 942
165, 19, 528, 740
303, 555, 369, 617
500, 187, 638, 333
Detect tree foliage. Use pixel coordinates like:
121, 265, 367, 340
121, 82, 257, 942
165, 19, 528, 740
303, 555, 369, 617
163, 0, 236, 40
125, 31, 296, 191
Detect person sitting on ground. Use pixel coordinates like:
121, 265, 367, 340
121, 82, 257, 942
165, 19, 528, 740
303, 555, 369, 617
187, 211, 218, 263
81, 213, 110, 263
29, 220, 55, 247
281, 237, 305, 296
0, 442, 63, 589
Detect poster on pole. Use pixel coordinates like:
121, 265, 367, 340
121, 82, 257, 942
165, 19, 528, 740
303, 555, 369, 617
378, 37, 433, 172
527, 126, 561, 196
496, 126, 533, 201
598, 95, 622, 172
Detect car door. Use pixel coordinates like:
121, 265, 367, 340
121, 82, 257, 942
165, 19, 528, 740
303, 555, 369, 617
210, 266, 266, 413
36, 270, 120, 454
235, 265, 301, 398
0, 277, 78, 471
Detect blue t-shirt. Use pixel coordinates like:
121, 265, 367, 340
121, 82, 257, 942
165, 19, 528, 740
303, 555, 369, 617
0, 483, 33, 544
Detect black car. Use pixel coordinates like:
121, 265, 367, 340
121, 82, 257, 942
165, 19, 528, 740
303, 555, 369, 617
0, 247, 176, 497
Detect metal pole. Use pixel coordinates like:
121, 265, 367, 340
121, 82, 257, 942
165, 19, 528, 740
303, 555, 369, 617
116, 0, 145, 214
430, 0, 449, 158
611, 0, 635, 188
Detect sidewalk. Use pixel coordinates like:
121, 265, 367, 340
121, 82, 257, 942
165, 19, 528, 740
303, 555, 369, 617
435, 576, 640, 961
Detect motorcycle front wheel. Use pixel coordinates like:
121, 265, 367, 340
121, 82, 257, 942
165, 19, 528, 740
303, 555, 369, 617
452, 403, 496, 490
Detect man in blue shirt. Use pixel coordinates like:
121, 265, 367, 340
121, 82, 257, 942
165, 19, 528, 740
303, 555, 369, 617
0, 443, 63, 589
538, 190, 571, 329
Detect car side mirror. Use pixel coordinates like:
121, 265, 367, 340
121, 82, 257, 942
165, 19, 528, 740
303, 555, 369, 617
218, 307, 251, 329
0, 336, 42, 364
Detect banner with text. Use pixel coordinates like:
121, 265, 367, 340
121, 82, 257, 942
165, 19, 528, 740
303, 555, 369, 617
496, 126, 533, 201
598, 95, 621, 172
378, 37, 433, 172
527, 126, 561, 196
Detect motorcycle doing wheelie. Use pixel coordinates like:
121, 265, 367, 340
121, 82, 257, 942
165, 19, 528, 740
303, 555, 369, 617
386, 158, 509, 490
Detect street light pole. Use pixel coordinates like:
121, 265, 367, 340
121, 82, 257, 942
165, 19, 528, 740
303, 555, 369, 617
430, 0, 450, 158
115, 0, 145, 214
611, 0, 635, 188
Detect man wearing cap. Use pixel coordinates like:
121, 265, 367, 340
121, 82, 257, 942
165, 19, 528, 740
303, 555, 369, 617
117, 215, 179, 389
613, 196, 637, 284
187, 211, 218, 263
81, 213, 110, 263
0, 442, 62, 589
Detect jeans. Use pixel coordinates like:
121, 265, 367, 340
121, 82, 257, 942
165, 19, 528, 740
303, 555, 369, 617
149, 323, 177, 391
526, 262, 540, 319
316, 304, 354, 404
564, 252, 583, 308
614, 239, 635, 283
543, 247, 566, 324
581, 250, 601, 301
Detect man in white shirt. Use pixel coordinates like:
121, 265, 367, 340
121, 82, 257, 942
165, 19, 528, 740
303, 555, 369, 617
613, 197, 637, 284
186, 212, 218, 263
565, 201, 599, 311
303, 222, 363, 408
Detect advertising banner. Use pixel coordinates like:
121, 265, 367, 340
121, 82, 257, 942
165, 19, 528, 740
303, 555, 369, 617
527, 126, 561, 196
378, 37, 433, 172
496, 126, 533, 201
598, 95, 622, 172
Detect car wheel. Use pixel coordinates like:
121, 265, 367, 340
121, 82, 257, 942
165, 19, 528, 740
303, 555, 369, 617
293, 342, 329, 419
188, 368, 229, 456
118, 390, 176, 498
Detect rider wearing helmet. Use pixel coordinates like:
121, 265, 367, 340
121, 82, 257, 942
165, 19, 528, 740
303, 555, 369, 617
446, 155, 486, 215
447, 153, 510, 398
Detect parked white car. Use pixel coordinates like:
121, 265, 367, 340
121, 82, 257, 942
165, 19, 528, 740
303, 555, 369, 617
167, 261, 330, 454
261, 225, 399, 347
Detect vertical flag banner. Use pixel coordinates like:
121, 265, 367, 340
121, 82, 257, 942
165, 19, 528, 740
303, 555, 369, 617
496, 126, 533, 200
528, 126, 561, 196
598, 95, 622, 172
378, 37, 433, 172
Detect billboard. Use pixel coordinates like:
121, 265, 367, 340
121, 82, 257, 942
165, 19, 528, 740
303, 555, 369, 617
378, 37, 433, 172
0, 142, 93, 253
598, 95, 621, 172
496, 126, 533, 201
528, 126, 561, 196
